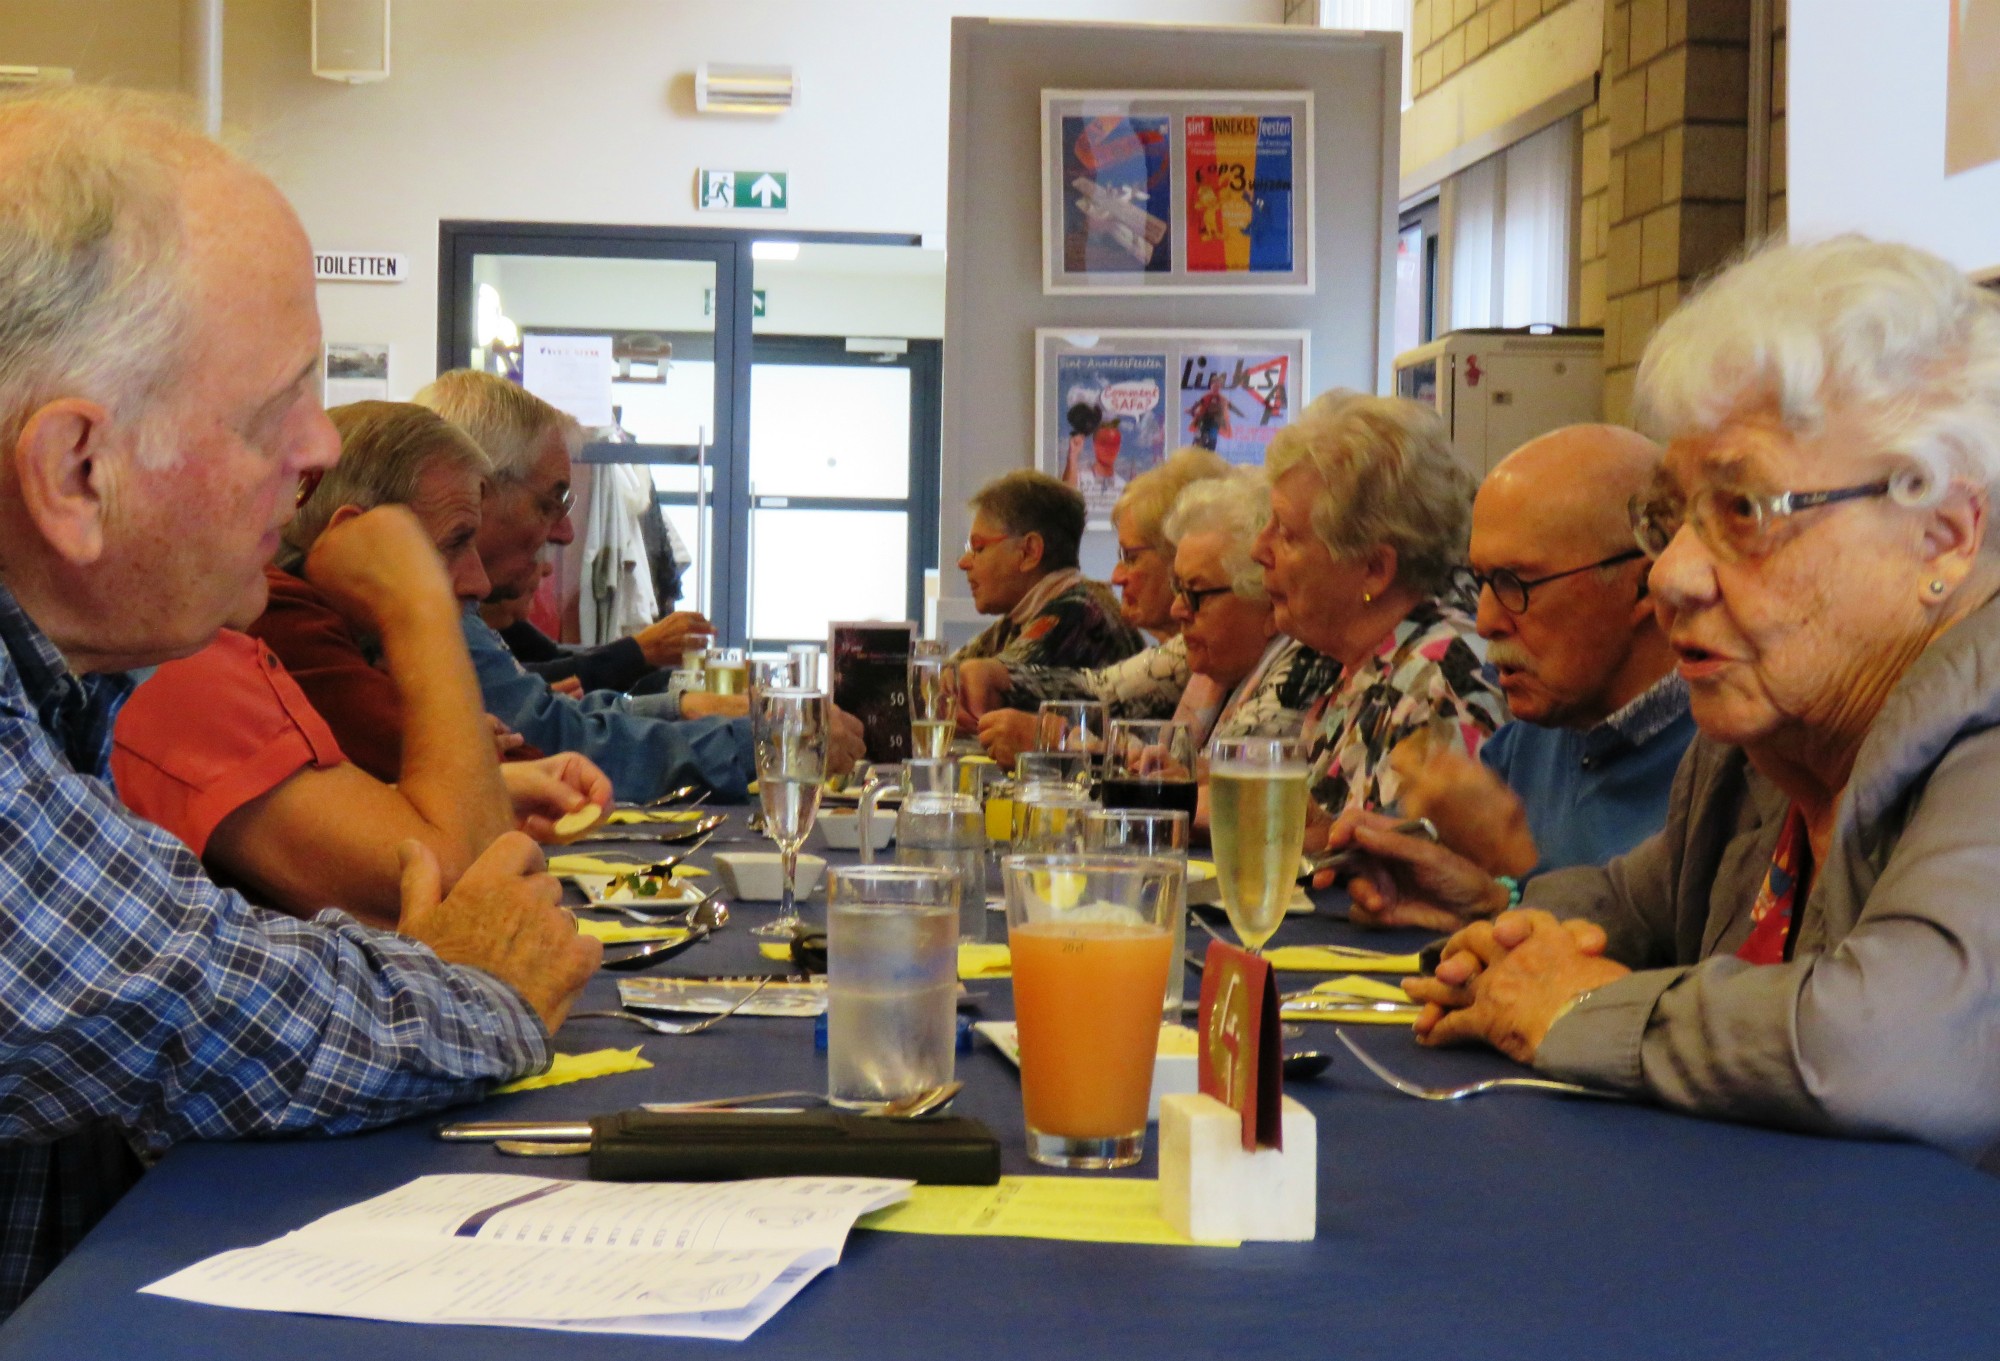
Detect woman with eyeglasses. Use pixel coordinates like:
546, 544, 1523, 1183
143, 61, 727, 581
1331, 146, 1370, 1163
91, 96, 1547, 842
1338, 237, 2000, 1165
962, 448, 1231, 764
1252, 391, 1504, 818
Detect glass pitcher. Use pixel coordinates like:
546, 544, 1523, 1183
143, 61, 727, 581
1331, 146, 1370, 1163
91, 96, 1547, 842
860, 758, 989, 942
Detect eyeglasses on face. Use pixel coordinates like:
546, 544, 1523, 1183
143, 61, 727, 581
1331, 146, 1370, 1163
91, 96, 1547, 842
533, 483, 576, 525
1462, 548, 1646, 614
1627, 478, 1893, 563
964, 531, 1019, 555
1170, 578, 1234, 613
1116, 542, 1158, 568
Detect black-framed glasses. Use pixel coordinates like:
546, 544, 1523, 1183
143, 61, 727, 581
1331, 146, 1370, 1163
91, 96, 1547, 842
1170, 578, 1234, 613
1628, 479, 1893, 562
1463, 548, 1646, 614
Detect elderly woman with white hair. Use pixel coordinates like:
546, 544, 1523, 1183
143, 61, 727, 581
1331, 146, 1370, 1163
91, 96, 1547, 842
1164, 473, 1339, 752
1340, 237, 2000, 1163
1252, 392, 1504, 815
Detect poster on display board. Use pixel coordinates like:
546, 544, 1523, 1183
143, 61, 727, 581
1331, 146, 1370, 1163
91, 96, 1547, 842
1041, 90, 1313, 294
1036, 330, 1310, 523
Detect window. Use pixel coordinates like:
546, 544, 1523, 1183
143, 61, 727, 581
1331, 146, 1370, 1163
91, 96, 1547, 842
1445, 116, 1578, 330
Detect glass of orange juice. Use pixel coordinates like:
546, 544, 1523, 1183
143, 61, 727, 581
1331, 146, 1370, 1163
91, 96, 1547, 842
1002, 853, 1182, 1169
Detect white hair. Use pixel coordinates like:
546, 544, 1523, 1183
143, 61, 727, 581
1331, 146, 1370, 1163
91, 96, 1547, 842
1163, 471, 1269, 599
1637, 235, 2000, 498
0, 87, 210, 469
412, 368, 582, 483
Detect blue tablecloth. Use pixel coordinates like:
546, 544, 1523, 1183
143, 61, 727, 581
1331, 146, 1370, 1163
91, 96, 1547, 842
8, 807, 2000, 1358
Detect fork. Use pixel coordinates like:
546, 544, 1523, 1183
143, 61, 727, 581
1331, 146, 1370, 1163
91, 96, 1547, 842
570, 979, 771, 1035
1335, 1031, 1625, 1101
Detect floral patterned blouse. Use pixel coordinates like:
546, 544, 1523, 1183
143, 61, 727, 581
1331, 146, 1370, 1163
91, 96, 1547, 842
1002, 633, 1190, 720
1301, 598, 1505, 815
951, 576, 1146, 672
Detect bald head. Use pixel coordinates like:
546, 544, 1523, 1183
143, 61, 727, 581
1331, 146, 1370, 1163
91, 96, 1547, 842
1469, 425, 1675, 730
1476, 425, 1662, 558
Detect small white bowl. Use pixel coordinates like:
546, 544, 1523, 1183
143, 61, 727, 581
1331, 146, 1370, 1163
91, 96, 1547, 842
713, 851, 827, 902
818, 808, 894, 851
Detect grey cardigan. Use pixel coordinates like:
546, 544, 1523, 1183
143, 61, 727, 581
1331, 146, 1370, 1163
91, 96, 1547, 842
1532, 591, 2000, 1168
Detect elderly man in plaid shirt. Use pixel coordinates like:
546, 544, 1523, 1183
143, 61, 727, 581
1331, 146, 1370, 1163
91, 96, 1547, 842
0, 88, 600, 1317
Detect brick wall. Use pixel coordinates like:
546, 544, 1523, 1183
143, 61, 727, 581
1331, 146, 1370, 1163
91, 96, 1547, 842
1409, 0, 1583, 98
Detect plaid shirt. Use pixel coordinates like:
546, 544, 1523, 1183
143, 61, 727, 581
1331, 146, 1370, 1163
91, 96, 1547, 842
0, 585, 549, 1318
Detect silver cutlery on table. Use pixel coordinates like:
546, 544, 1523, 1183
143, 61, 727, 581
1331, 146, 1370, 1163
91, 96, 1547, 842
1335, 1031, 1625, 1102
568, 978, 771, 1035
598, 900, 730, 971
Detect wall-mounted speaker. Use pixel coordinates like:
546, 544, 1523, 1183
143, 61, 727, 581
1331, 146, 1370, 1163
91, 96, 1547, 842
312, 0, 390, 84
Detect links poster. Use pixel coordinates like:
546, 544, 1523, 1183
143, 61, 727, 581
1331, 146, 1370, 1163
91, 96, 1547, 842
1179, 350, 1293, 465
1184, 114, 1295, 275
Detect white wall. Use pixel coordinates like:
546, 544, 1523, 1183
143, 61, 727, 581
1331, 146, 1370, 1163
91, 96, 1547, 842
1791, 0, 2000, 278
166, 0, 1275, 396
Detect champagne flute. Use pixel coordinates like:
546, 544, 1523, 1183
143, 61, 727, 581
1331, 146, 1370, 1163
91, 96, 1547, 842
909, 656, 959, 760
752, 687, 829, 938
1206, 737, 1309, 954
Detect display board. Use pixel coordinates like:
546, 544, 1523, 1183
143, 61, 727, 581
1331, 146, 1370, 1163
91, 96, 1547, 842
939, 18, 1401, 644
1792, 0, 2000, 279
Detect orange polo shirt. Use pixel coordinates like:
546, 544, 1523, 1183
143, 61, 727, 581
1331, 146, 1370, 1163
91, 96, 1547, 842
112, 629, 347, 858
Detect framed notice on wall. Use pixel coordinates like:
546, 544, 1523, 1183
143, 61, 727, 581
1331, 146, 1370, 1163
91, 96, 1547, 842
1036, 329, 1310, 524
1041, 90, 1314, 295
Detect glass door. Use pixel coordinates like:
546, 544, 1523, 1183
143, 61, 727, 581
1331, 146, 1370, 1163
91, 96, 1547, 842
439, 224, 929, 646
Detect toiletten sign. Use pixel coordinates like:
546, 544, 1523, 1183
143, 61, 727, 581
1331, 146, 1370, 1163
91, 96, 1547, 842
314, 251, 408, 283
697, 169, 789, 211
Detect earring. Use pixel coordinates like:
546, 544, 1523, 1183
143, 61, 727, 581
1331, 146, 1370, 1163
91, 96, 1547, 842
1930, 580, 1948, 596
1362, 592, 1374, 605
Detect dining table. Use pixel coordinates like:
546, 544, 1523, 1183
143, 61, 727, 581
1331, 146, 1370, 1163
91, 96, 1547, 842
7, 801, 2000, 1359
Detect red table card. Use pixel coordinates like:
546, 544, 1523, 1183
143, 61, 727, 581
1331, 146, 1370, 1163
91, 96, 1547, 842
1196, 939, 1283, 1151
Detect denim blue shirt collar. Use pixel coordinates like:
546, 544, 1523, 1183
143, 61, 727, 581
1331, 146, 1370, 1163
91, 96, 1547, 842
1582, 671, 1689, 767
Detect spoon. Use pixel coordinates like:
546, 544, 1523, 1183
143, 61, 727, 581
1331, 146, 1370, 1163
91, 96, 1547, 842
641, 1079, 965, 1118
640, 784, 704, 809
1282, 1050, 1334, 1081
598, 899, 730, 971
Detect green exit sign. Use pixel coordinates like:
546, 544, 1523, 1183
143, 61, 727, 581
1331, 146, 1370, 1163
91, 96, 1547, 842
703, 289, 767, 318
697, 169, 788, 211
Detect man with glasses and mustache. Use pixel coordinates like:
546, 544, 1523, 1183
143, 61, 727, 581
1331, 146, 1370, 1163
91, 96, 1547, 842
1461, 426, 1693, 874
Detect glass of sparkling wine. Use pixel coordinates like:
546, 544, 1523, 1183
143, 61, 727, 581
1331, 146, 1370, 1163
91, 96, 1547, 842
706, 647, 748, 695
908, 656, 959, 760
1003, 853, 1180, 1169
751, 687, 829, 938
1206, 737, 1309, 954
825, 864, 960, 1110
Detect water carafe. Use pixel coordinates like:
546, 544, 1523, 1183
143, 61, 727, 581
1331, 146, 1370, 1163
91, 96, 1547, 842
859, 758, 989, 942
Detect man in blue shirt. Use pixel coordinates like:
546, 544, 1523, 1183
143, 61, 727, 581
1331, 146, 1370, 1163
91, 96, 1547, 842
414, 370, 863, 796
1467, 426, 1693, 874
0, 88, 596, 1317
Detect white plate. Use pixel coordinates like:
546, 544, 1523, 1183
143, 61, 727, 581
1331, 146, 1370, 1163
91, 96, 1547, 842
574, 873, 704, 908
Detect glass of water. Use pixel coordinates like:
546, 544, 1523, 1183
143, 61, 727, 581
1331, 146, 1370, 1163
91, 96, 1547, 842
1083, 807, 1191, 1022
1035, 700, 1107, 786
825, 864, 960, 1110
909, 655, 959, 760
751, 687, 829, 938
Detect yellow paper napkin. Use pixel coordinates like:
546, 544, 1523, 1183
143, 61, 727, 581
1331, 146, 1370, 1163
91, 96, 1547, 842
1263, 944, 1421, 974
958, 943, 1012, 979
757, 941, 793, 961
574, 919, 688, 946
492, 1047, 653, 1094
546, 853, 708, 879
1279, 973, 1420, 1025
857, 1177, 1237, 1248
605, 809, 708, 825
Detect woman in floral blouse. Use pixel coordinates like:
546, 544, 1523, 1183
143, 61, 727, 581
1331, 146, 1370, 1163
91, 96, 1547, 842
1252, 391, 1505, 815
